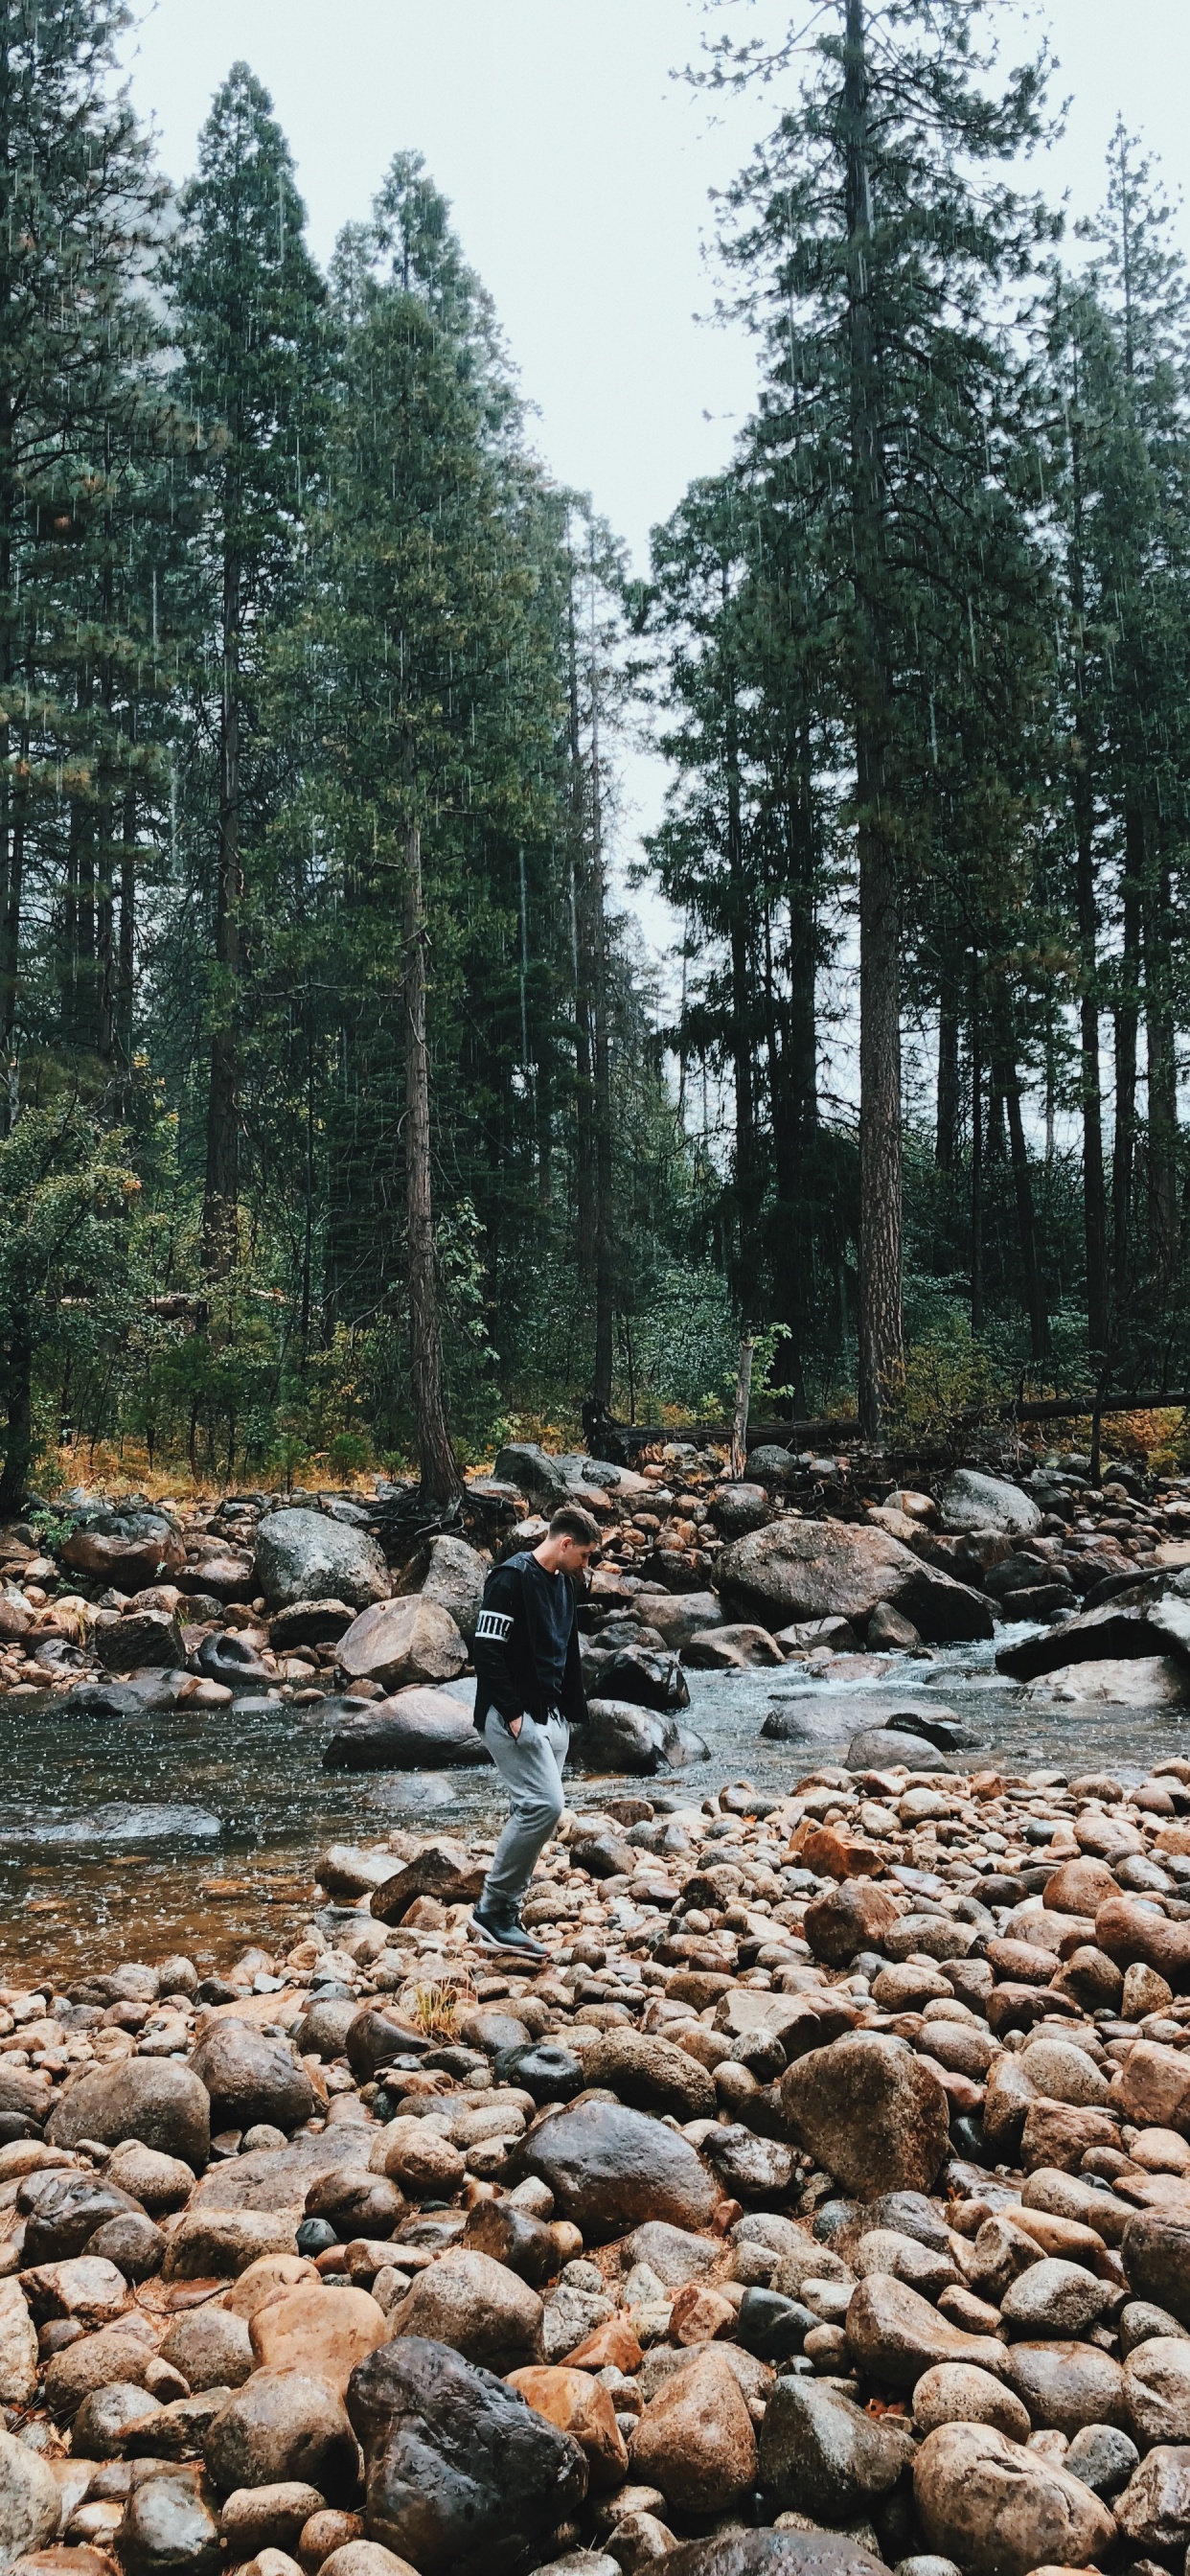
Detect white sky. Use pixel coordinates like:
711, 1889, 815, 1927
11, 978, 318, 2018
119, 0, 1190, 1073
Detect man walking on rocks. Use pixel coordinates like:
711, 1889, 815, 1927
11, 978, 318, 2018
469, 1502, 599, 1960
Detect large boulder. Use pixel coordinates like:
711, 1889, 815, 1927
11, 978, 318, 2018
419, 1535, 488, 1645
996, 1583, 1190, 1681
336, 1598, 467, 1692
513, 2101, 720, 2241
60, 1509, 185, 1590
631, 1591, 724, 1650
1025, 1655, 1190, 1708
188, 2019, 315, 2134
254, 1507, 388, 1610
493, 1444, 650, 1512
204, 2369, 360, 2501
716, 1518, 992, 1644
758, 2374, 914, 2521
0, 2426, 64, 2570
780, 2034, 950, 2198
323, 1689, 486, 1772
48, 2058, 210, 2169
938, 1470, 1041, 1536
384, 2248, 544, 2373
629, 2344, 757, 2514
583, 2029, 716, 2123
573, 1700, 709, 1775
913, 2420, 1115, 2576
117, 2472, 221, 2576
345, 2333, 587, 2576
97, 1607, 187, 1670
579, 1642, 690, 1711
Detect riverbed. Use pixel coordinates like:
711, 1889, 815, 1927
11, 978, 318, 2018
2, 1624, 1187, 1982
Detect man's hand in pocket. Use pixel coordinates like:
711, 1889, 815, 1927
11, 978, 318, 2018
508, 1714, 524, 1739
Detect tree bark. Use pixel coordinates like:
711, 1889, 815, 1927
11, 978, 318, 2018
1145, 860, 1179, 1295
402, 820, 462, 1507
588, 662, 614, 1411
1068, 407, 1110, 1354
0, 1325, 32, 1513
971, 965, 984, 1334
1113, 812, 1142, 1314
202, 524, 242, 1278
993, 1001, 1047, 1364
730, 1337, 754, 1480
935, 970, 960, 1171
845, 0, 902, 1437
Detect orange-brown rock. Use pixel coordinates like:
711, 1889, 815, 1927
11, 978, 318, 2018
505, 2366, 629, 2492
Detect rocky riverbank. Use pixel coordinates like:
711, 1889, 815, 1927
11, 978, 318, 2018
7, 1750, 1190, 2576
7, 1441, 1190, 1770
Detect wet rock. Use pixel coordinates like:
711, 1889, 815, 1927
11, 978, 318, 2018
1097, 1893, 1190, 1988
1026, 1653, 1190, 1708
72, 2379, 161, 2455
845, 1727, 948, 1774
336, 1598, 467, 1694
270, 1598, 354, 1648
1123, 2336, 1190, 2443
1064, 2425, 1139, 2496
715, 1519, 993, 1644
630, 1594, 723, 1651
204, 2370, 360, 2502
295, 1996, 358, 2060
84, 2211, 166, 2282
345, 2332, 587, 2576
506, 2366, 629, 2492
584, 2031, 715, 2123
250, 2285, 391, 2392
163, 2208, 305, 2281
384, 2246, 544, 2372
938, 1473, 1041, 1537
629, 2345, 757, 2515
1019, 2101, 1122, 2173
1018, 2036, 1111, 2107
47, 2059, 210, 2169
195, 1631, 273, 1690
116, 2472, 221, 2576
188, 2018, 315, 2134
911, 2364, 1030, 2441
757, 2374, 913, 2520
21, 2254, 128, 2329
218, 2486, 328, 2561
1113, 2442, 1190, 2546
999, 2256, 1116, 2335
780, 2035, 950, 2198
17, 2172, 143, 2266
42, 2313, 157, 2418
98, 1608, 186, 1670
574, 1701, 709, 1776
1115, 2038, 1190, 2134
0, 2278, 37, 2404
322, 1689, 485, 1773
0, 2429, 70, 2570
462, 2196, 560, 2288
625, 2223, 721, 2289
369, 1844, 485, 1924
846, 2275, 1009, 2387
513, 2101, 720, 2242
802, 1881, 903, 1968
318, 2548, 417, 2576
583, 1643, 691, 1712
1004, 2341, 1128, 2437
158, 2307, 255, 2392
1123, 2208, 1190, 2321
419, 1535, 488, 1646
703, 2127, 794, 2204
104, 2144, 195, 2215
255, 1509, 388, 1611
662, 2545, 885, 2576
913, 2421, 1115, 2576
369, 2118, 465, 2197
61, 1512, 185, 1591
682, 1625, 784, 1671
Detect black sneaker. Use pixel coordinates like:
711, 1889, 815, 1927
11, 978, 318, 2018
469, 1906, 546, 1963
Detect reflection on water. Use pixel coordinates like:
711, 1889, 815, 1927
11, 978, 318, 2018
1, 1622, 1187, 1980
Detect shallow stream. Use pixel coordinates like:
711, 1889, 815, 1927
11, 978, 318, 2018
2, 1623, 1187, 1982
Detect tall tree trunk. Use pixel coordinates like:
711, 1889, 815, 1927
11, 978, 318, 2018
1068, 409, 1110, 1353
936, 968, 960, 1171
202, 526, 242, 1278
115, 783, 136, 1085
994, 996, 1047, 1364
1145, 860, 1179, 1297
567, 572, 595, 1301
589, 657, 614, 1410
971, 963, 985, 1334
845, 0, 902, 1437
1113, 813, 1142, 1315
403, 820, 461, 1506
722, 589, 760, 1319
0, 1324, 32, 1513
0, 727, 24, 1132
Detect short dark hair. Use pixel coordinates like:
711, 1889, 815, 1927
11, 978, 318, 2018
549, 1504, 601, 1548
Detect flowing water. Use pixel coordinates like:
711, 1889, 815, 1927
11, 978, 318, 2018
2, 1624, 1187, 1984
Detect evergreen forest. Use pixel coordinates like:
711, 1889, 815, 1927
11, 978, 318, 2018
5, 0, 1190, 1506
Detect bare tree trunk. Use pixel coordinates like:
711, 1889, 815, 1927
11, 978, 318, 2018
971, 964, 985, 1334
846, 0, 902, 1438
202, 527, 242, 1278
1113, 816, 1142, 1320
116, 784, 136, 1087
589, 654, 614, 1411
936, 970, 960, 1171
1145, 862, 1179, 1296
994, 1003, 1047, 1364
730, 1337, 754, 1480
403, 821, 462, 1507
1069, 405, 1110, 1354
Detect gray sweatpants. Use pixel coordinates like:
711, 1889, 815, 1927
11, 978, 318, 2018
480, 1710, 569, 1913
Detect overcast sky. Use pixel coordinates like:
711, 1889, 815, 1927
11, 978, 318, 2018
117, 0, 1190, 994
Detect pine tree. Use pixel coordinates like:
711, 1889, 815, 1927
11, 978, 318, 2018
706, 0, 1054, 1431
169, 63, 326, 1280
